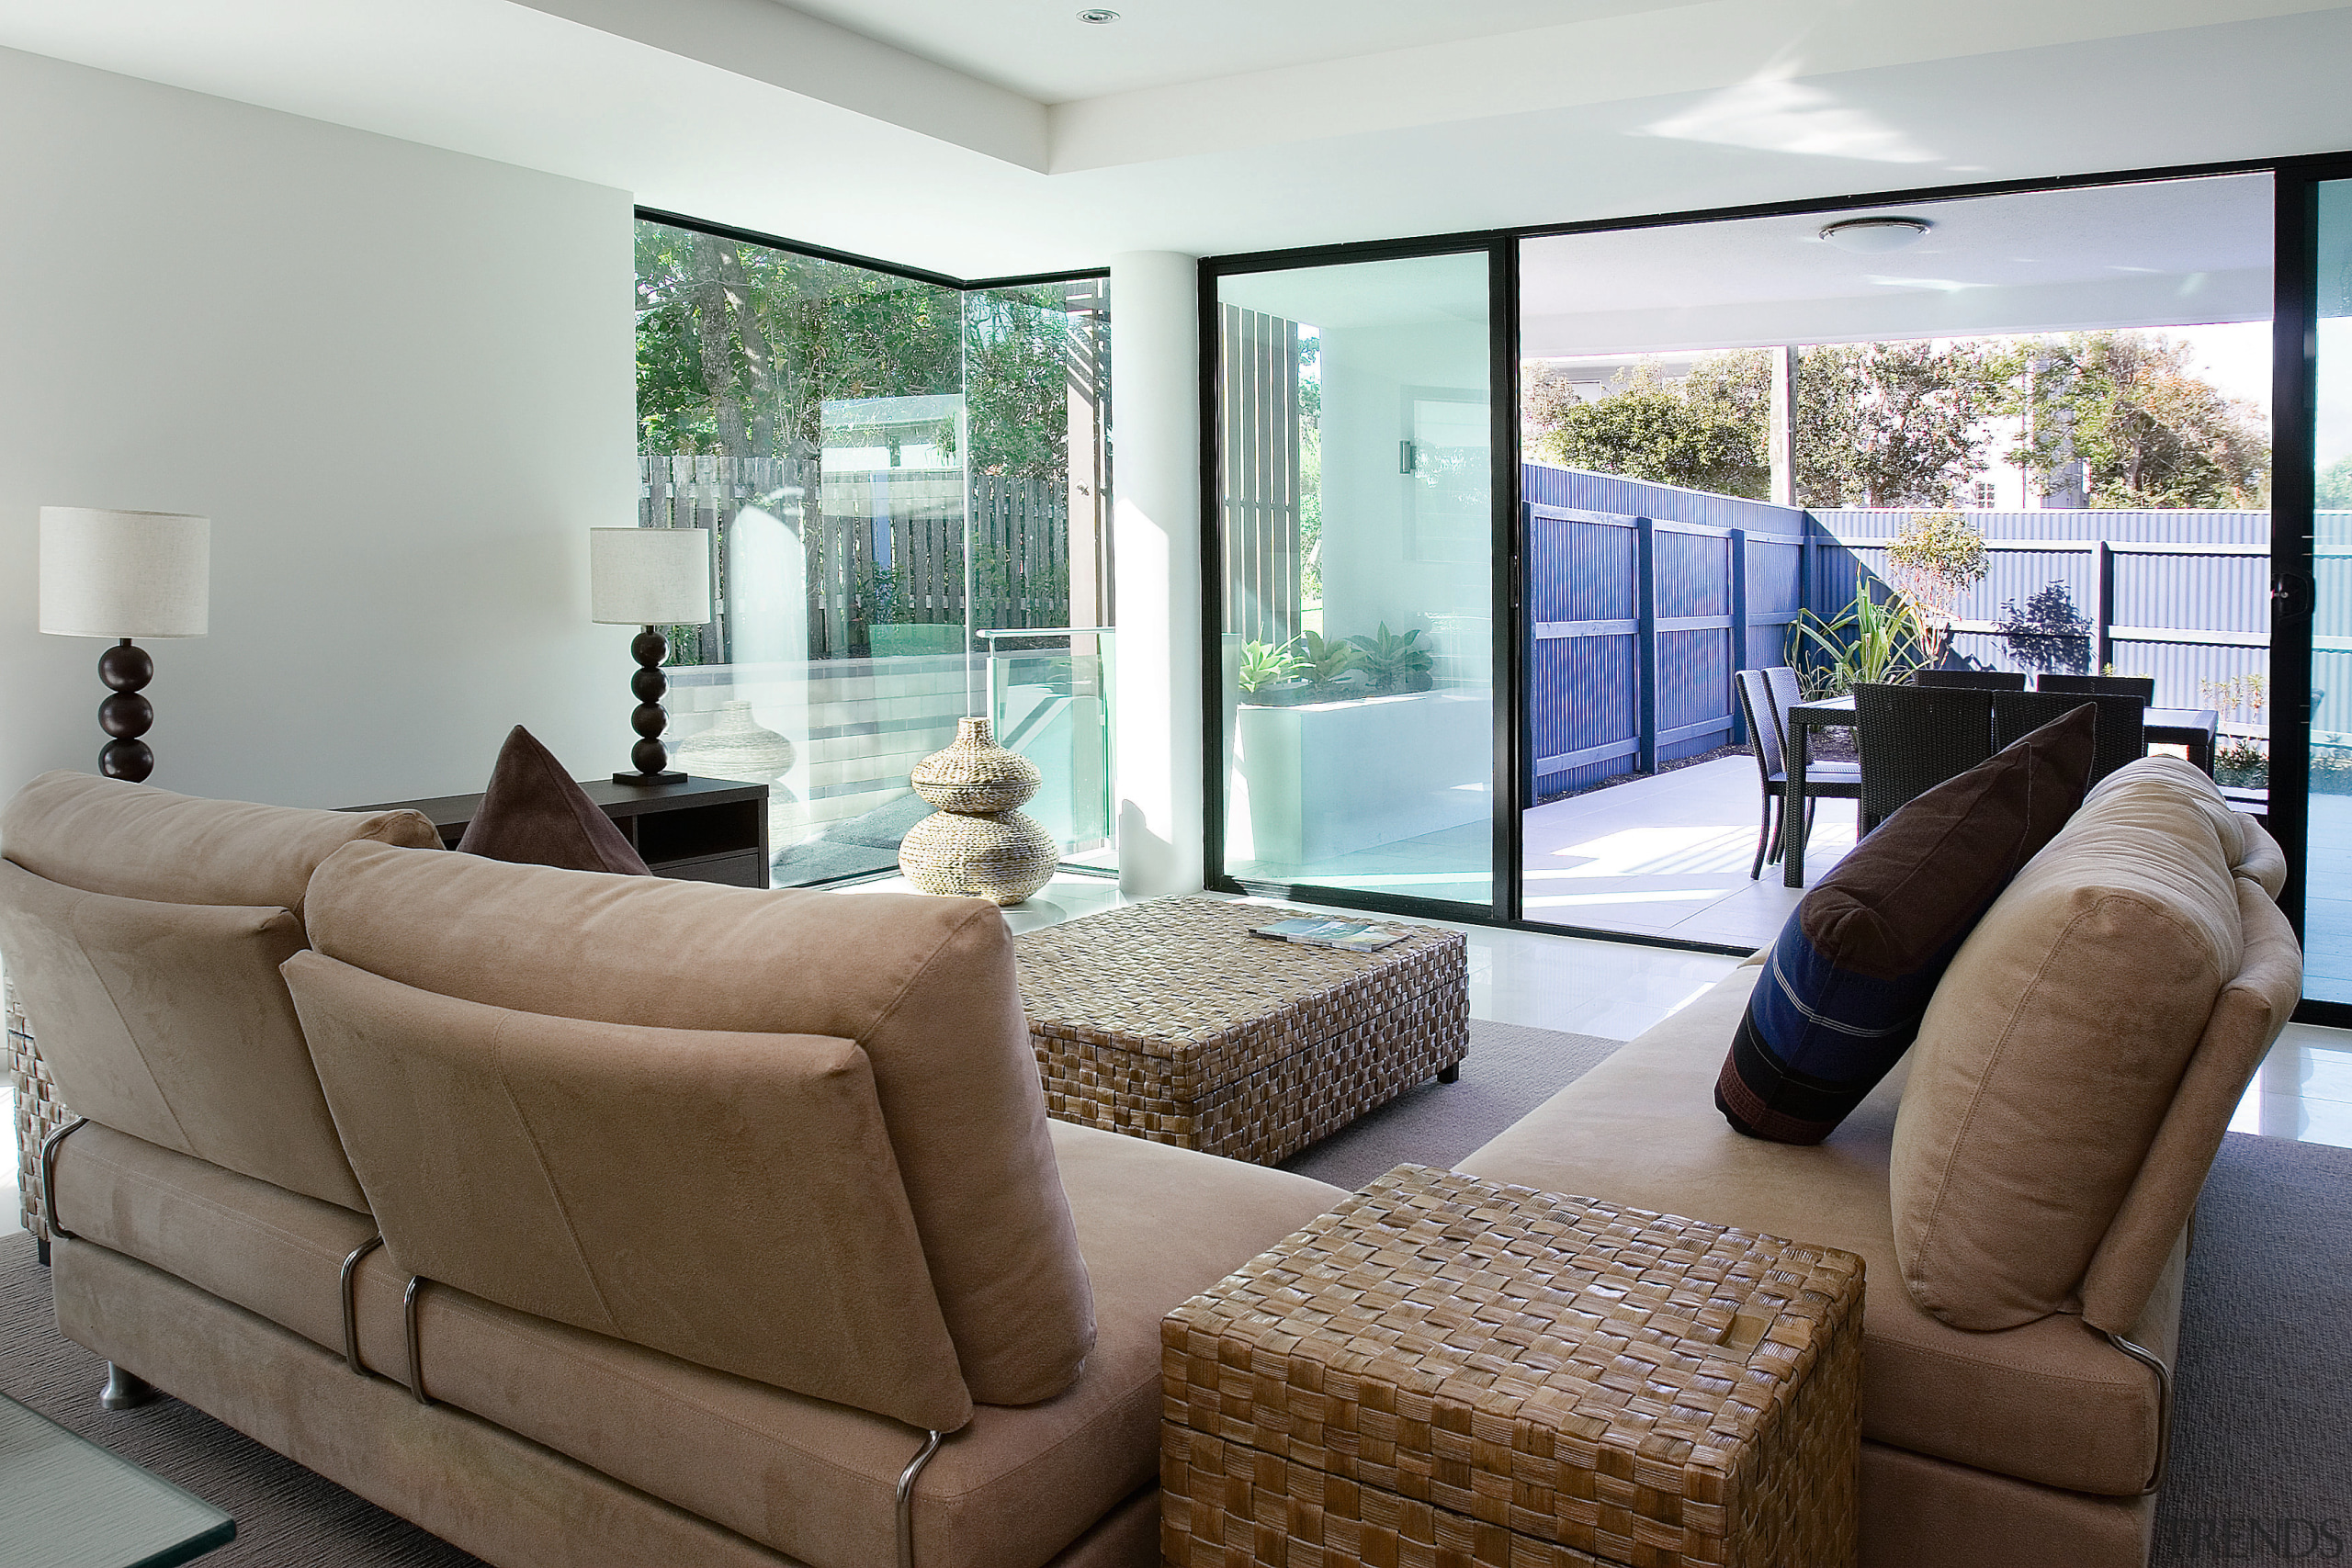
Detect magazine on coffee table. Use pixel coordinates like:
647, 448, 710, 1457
1249, 918, 1408, 953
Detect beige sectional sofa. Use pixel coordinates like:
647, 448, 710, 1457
0, 772, 1342, 1568
1464, 758, 2300, 1568
0, 756, 2299, 1568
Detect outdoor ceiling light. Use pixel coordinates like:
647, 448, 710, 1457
1077, 8, 1120, 20
1819, 216, 1933, 254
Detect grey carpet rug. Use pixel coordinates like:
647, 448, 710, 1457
0, 1016, 2340, 1566
1279, 1018, 1624, 1189
2150, 1132, 2352, 1565
0, 1232, 485, 1566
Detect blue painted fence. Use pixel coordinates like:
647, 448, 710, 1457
1526, 462, 2316, 798
1524, 466, 1806, 796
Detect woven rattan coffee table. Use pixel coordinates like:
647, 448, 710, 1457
1013, 898, 1468, 1167
1162, 1165, 1865, 1568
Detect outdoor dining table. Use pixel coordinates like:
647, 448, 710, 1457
1781, 694, 2223, 886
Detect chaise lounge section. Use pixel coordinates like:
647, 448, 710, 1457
1462, 758, 2300, 1568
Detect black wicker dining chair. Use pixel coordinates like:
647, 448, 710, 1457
2034, 672, 2156, 703
1854, 683, 1996, 835
1913, 668, 2028, 691
1737, 669, 1862, 879
1994, 691, 2147, 786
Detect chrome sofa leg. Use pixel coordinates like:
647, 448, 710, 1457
897, 1428, 946, 1568
100, 1363, 155, 1411
2106, 1330, 2174, 1495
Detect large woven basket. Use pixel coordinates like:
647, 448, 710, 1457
5, 979, 66, 1246
1016, 898, 1468, 1165
1161, 1165, 1865, 1567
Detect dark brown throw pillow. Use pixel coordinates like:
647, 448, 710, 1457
1715, 703, 2097, 1145
455, 727, 650, 876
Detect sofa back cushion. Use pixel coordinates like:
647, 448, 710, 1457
2, 769, 435, 917
1889, 758, 2250, 1331
0, 773, 441, 1212
283, 951, 973, 1431
2078, 871, 2300, 1333
301, 841, 1095, 1407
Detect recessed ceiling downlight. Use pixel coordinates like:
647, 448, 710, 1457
1077, 8, 1120, 20
1818, 216, 1932, 254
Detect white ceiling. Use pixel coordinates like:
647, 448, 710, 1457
1521, 175, 2277, 355
1, 0, 2350, 277
770, 0, 1696, 103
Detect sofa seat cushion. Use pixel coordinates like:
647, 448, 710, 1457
1458, 963, 2177, 1499
335, 1121, 1339, 1568
48, 1122, 377, 1357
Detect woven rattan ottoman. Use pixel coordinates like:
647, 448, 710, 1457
1162, 1165, 1865, 1568
1013, 898, 1467, 1167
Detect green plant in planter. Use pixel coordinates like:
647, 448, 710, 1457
1238, 638, 1305, 696
1787, 574, 1928, 699
1295, 630, 1361, 693
1347, 624, 1436, 693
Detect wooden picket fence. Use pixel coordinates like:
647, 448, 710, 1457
638, 455, 1070, 661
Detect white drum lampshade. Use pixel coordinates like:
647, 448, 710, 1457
40, 508, 210, 638
590, 526, 712, 627
589, 527, 712, 786
38, 507, 211, 784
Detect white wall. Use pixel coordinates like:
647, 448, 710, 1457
1317, 320, 1490, 651
0, 46, 636, 808
1107, 251, 1203, 895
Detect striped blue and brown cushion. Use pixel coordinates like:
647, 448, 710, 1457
1716, 703, 2096, 1145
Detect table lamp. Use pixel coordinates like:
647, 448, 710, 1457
590, 526, 712, 785
39, 507, 211, 784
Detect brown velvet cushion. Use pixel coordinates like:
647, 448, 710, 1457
1890, 758, 2249, 1332
1716, 704, 2096, 1144
302, 841, 1097, 1408
455, 727, 649, 875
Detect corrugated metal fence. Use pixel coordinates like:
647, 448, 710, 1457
1528, 463, 2326, 796
1525, 466, 1806, 796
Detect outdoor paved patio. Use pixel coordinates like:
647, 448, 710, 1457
1521, 756, 1857, 950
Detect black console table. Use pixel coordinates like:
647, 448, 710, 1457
348, 776, 771, 887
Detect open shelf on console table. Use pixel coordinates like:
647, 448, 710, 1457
345, 775, 771, 887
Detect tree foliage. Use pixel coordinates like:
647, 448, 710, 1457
1883, 508, 1987, 662
1524, 330, 2266, 513
635, 220, 1080, 479
2013, 332, 2268, 508
1522, 365, 1766, 497
1796, 342, 2018, 508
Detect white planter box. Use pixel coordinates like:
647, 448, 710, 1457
1229, 690, 1491, 865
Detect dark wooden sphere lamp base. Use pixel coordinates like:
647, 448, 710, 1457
96, 637, 156, 784
615, 626, 686, 786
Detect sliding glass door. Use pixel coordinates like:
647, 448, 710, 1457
2297, 176, 2352, 1010
1206, 249, 1504, 912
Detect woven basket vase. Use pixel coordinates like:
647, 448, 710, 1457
899, 717, 1057, 906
